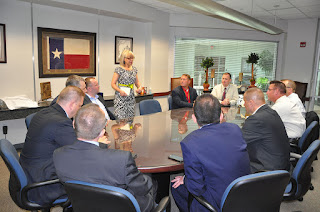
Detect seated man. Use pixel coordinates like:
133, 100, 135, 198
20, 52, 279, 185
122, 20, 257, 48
267, 80, 306, 142
53, 104, 157, 212
50, 75, 87, 105
281, 79, 306, 118
19, 86, 84, 205
211, 72, 239, 106
85, 77, 115, 120
171, 94, 251, 211
242, 88, 290, 173
172, 74, 198, 109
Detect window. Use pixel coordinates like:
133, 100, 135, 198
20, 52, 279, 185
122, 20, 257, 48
174, 38, 278, 91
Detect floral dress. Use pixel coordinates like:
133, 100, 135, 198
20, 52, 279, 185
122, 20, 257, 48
114, 66, 138, 119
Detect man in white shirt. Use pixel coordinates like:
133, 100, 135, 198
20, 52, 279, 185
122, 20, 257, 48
85, 77, 113, 120
211, 73, 239, 106
267, 80, 306, 142
281, 79, 306, 118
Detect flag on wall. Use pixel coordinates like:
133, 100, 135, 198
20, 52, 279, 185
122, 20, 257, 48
48, 37, 90, 69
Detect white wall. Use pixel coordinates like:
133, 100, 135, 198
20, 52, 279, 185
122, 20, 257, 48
282, 18, 319, 93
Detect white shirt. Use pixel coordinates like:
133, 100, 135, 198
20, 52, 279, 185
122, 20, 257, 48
86, 93, 110, 120
272, 95, 306, 139
211, 84, 239, 105
288, 93, 306, 118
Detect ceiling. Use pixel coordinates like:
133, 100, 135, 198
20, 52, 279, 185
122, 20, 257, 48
131, 0, 320, 20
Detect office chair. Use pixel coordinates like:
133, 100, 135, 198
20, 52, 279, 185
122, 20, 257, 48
139, 99, 162, 115
171, 77, 193, 91
284, 140, 320, 201
168, 95, 172, 110
0, 139, 69, 211
188, 170, 290, 212
64, 180, 170, 212
25, 112, 36, 129
291, 121, 318, 154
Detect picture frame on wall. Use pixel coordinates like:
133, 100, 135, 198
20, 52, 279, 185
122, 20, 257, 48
38, 27, 96, 78
0, 23, 7, 63
115, 36, 133, 64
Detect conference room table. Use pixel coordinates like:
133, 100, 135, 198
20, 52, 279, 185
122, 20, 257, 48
103, 106, 246, 202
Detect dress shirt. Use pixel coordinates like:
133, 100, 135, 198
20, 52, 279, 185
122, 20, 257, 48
211, 84, 239, 105
288, 93, 306, 118
81, 140, 99, 146
86, 94, 110, 120
272, 95, 306, 139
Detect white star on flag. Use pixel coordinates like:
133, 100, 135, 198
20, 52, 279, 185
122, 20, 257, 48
52, 48, 62, 59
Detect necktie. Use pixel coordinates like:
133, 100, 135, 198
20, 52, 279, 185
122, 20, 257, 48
222, 88, 227, 101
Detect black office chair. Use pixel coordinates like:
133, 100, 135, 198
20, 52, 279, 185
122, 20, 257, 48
291, 121, 318, 154
139, 99, 162, 115
64, 180, 170, 212
284, 140, 320, 201
168, 96, 172, 110
0, 139, 69, 211
188, 170, 290, 212
25, 112, 36, 129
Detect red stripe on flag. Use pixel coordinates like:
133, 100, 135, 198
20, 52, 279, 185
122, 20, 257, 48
64, 55, 90, 69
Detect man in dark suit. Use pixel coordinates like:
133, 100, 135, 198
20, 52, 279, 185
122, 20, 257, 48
53, 104, 157, 212
242, 87, 291, 173
171, 94, 251, 211
172, 74, 198, 109
84, 77, 115, 120
19, 86, 85, 205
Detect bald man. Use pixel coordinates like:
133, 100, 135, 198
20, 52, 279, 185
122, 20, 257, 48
281, 79, 306, 118
242, 88, 290, 173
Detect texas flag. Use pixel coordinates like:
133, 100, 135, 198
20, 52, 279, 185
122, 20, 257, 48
48, 37, 90, 69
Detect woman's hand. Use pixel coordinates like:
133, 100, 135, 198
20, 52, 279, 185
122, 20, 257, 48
119, 90, 127, 96
136, 86, 142, 94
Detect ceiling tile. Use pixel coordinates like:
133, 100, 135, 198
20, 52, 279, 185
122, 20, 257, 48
288, 0, 320, 7
298, 5, 320, 13
277, 12, 308, 19
255, 0, 294, 10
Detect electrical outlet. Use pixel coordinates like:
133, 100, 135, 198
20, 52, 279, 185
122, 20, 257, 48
3, 126, 8, 135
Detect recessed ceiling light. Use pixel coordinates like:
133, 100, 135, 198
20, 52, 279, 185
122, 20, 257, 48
273, 5, 280, 8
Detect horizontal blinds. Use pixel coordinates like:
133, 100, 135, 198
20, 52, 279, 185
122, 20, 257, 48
174, 38, 278, 90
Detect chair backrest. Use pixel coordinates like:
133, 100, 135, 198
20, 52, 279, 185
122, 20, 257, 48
306, 111, 319, 141
298, 121, 318, 152
0, 139, 28, 207
25, 112, 36, 129
291, 140, 320, 199
171, 77, 193, 91
294, 81, 308, 103
139, 99, 162, 115
168, 96, 172, 110
221, 170, 290, 212
64, 180, 140, 212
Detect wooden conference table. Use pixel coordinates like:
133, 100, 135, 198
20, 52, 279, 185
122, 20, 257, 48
105, 106, 246, 173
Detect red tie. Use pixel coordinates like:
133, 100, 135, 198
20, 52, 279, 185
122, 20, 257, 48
222, 88, 226, 101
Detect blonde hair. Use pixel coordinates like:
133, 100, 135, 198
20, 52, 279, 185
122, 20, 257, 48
120, 49, 135, 66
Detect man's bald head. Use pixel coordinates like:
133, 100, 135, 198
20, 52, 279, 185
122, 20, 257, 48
281, 79, 296, 96
244, 88, 266, 114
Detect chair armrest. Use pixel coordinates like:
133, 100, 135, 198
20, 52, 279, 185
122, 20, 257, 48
152, 196, 170, 212
290, 152, 302, 159
290, 143, 301, 154
283, 178, 297, 200
21, 178, 65, 209
192, 195, 218, 212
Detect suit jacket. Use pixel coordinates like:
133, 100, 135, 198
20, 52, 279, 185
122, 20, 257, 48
181, 122, 251, 210
53, 141, 156, 212
242, 104, 291, 173
19, 103, 77, 204
172, 86, 198, 109
52, 94, 115, 120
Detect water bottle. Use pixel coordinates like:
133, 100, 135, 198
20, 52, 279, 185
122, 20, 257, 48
149, 87, 152, 94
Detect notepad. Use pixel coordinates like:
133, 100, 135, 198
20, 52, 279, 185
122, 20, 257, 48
120, 87, 131, 96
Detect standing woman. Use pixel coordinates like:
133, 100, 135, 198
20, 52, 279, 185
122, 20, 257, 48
111, 50, 142, 119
